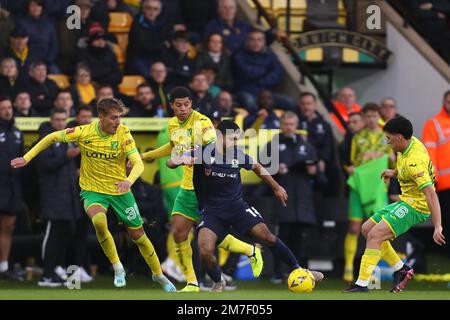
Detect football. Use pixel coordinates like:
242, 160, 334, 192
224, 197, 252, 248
287, 268, 315, 293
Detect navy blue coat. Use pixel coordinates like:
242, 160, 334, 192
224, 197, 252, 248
16, 15, 58, 64
35, 123, 81, 221
232, 47, 283, 96
0, 118, 26, 213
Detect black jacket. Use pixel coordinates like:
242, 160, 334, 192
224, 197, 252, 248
264, 133, 318, 224
297, 111, 335, 164
126, 13, 173, 62
192, 91, 215, 115
78, 43, 122, 87
161, 48, 195, 87
297, 111, 341, 196
24, 77, 59, 116
35, 123, 81, 221
0, 118, 26, 213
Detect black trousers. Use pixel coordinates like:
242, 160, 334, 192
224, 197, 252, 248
438, 189, 450, 255
273, 222, 309, 277
42, 220, 74, 277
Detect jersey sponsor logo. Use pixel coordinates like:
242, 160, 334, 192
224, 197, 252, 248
231, 159, 239, 168
111, 141, 119, 150
66, 127, 75, 134
85, 151, 117, 160
211, 171, 238, 179
394, 206, 408, 219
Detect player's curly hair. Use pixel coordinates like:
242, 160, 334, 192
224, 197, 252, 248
383, 116, 413, 139
97, 98, 124, 115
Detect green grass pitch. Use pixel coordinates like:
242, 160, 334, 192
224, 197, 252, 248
0, 276, 449, 300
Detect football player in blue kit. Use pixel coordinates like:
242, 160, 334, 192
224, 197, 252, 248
172, 120, 324, 292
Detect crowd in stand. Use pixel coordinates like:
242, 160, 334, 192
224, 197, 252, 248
0, 0, 448, 286
404, 0, 450, 64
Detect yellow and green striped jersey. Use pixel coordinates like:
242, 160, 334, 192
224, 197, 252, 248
168, 110, 216, 190
350, 128, 393, 167
397, 137, 435, 214
25, 121, 139, 195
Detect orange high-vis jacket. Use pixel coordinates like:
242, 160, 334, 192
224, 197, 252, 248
422, 107, 450, 191
330, 101, 361, 134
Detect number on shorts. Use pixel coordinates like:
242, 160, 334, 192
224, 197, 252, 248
246, 207, 262, 218
394, 206, 408, 219
125, 207, 137, 221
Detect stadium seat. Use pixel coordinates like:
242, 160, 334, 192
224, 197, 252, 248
118, 75, 146, 96
112, 43, 125, 70
48, 74, 70, 89
108, 12, 133, 33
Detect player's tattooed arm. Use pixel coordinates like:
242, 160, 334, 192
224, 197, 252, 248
422, 185, 446, 246
252, 163, 288, 207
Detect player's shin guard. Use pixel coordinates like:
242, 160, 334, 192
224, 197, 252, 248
381, 241, 404, 271
270, 238, 300, 272
91, 212, 120, 265
175, 239, 198, 285
344, 233, 358, 271
355, 248, 381, 287
218, 234, 253, 256
133, 234, 162, 275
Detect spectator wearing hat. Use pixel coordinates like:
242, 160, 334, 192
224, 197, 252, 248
77, 22, 122, 88
58, 0, 97, 75
5, 27, 35, 81
16, 0, 60, 74
126, 0, 174, 76
161, 30, 195, 87
195, 33, 233, 92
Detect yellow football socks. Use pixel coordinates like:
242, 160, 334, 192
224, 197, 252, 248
133, 234, 162, 275
381, 240, 403, 271
91, 212, 120, 265
355, 248, 381, 287
344, 233, 358, 270
218, 248, 230, 267
219, 234, 254, 256
175, 239, 197, 285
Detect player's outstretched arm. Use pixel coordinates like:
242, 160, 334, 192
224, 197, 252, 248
142, 143, 173, 160
252, 162, 288, 207
423, 185, 446, 245
117, 152, 144, 193
10, 131, 64, 168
